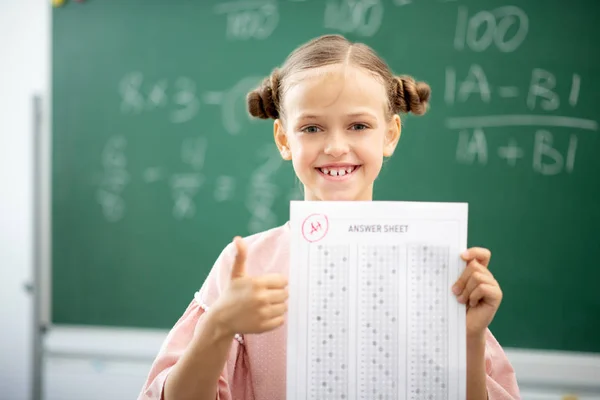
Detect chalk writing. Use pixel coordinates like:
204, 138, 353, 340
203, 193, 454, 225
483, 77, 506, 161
533, 130, 578, 175
143, 167, 165, 183
247, 179, 279, 233
246, 144, 282, 233
445, 66, 584, 112
171, 78, 200, 123
223, 76, 263, 135
181, 137, 208, 170
202, 76, 263, 135
97, 136, 129, 222
214, 175, 236, 202
446, 115, 598, 131
497, 86, 519, 98
454, 6, 528, 53
445, 64, 491, 105
119, 72, 145, 114
119, 73, 200, 123
146, 80, 168, 109
497, 139, 524, 167
324, 0, 383, 37
170, 173, 204, 219
394, 0, 456, 4
214, 1, 279, 40
169, 138, 208, 219
569, 74, 581, 107
455, 128, 580, 175
456, 129, 488, 165
527, 69, 583, 112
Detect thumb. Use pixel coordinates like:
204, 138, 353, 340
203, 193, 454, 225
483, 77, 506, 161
230, 236, 247, 279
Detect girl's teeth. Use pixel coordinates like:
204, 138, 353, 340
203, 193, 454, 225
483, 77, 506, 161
320, 166, 356, 176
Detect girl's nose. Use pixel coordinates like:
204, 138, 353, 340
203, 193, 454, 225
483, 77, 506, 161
323, 131, 350, 158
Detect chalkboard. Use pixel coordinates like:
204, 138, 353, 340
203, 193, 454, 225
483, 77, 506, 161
52, 0, 600, 353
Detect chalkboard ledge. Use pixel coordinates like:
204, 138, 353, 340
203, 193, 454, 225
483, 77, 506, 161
44, 325, 600, 392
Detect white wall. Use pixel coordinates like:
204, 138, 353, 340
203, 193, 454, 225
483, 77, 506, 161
0, 1, 50, 400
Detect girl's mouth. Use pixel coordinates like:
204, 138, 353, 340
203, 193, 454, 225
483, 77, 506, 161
316, 165, 361, 180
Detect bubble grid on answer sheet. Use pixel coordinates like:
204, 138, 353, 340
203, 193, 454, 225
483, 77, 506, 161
308, 244, 351, 399
306, 243, 451, 399
408, 245, 450, 400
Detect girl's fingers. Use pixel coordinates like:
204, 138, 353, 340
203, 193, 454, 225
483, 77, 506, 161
461, 247, 492, 267
468, 283, 502, 308
261, 315, 286, 331
458, 270, 496, 304
230, 237, 248, 279
452, 260, 490, 296
256, 274, 289, 289
266, 288, 289, 304
260, 302, 288, 319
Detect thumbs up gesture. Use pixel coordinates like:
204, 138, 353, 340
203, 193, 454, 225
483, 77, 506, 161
211, 237, 289, 337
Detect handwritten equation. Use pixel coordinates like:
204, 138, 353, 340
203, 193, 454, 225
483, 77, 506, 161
95, 136, 301, 233
445, 66, 581, 110
443, 5, 597, 176
455, 129, 578, 175
105, 0, 598, 227
119, 73, 200, 124
119, 74, 261, 134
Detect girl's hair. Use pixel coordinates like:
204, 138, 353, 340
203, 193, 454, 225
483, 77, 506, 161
247, 34, 431, 121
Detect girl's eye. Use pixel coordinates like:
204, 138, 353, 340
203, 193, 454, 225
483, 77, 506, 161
351, 123, 369, 131
302, 125, 322, 134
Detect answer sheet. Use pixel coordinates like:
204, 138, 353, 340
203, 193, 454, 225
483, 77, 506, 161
287, 201, 468, 400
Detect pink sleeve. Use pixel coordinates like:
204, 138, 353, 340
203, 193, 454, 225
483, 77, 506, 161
136, 300, 234, 400
137, 243, 253, 400
485, 329, 521, 400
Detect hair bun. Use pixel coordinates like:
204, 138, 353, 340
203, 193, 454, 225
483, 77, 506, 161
392, 75, 431, 115
247, 70, 281, 119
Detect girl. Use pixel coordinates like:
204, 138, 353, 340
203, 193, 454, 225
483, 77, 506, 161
139, 34, 520, 400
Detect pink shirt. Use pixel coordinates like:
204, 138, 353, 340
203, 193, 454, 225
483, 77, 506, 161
138, 222, 520, 400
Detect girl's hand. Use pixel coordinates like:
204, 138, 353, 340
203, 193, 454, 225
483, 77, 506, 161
210, 237, 289, 337
452, 247, 503, 337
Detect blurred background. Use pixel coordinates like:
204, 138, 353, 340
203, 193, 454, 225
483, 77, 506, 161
1, 0, 599, 399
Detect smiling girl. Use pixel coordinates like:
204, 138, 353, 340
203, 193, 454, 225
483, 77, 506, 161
139, 34, 520, 400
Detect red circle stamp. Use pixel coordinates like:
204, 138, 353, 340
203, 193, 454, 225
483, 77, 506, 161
301, 213, 329, 243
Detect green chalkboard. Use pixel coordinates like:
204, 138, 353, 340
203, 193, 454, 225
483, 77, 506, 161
52, 0, 600, 353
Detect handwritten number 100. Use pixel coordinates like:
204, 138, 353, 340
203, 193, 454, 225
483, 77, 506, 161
454, 6, 529, 53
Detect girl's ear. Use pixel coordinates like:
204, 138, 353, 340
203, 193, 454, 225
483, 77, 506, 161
383, 114, 401, 157
274, 119, 292, 160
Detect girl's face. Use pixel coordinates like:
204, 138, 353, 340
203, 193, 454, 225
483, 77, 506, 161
274, 64, 401, 201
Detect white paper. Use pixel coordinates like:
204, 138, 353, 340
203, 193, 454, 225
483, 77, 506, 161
287, 201, 467, 400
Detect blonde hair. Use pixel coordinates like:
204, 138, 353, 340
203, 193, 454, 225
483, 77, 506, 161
247, 34, 431, 121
